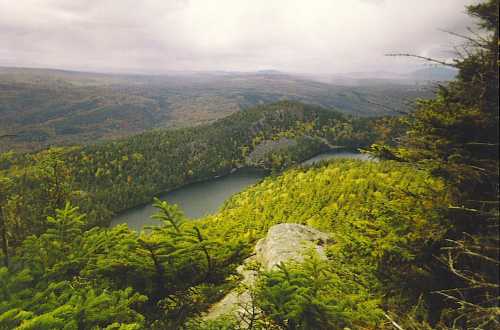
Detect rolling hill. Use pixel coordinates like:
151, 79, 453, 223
0, 67, 432, 151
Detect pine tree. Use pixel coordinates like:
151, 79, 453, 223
370, 1, 499, 327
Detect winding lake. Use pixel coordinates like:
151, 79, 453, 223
111, 151, 368, 230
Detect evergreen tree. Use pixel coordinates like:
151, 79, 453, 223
370, 1, 499, 327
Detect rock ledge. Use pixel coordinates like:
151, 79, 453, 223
204, 223, 331, 320
256, 223, 331, 270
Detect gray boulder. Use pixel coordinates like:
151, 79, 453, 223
204, 223, 331, 320
255, 223, 331, 270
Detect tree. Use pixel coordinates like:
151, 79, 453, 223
370, 1, 499, 327
254, 254, 382, 329
0, 175, 13, 267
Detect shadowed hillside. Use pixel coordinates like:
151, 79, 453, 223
0, 67, 432, 151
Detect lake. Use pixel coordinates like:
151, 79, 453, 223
111, 150, 368, 230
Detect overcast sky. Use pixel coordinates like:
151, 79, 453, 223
0, 0, 477, 74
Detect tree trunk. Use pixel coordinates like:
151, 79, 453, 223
0, 212, 9, 268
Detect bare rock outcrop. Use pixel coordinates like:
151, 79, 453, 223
255, 223, 331, 270
204, 223, 331, 320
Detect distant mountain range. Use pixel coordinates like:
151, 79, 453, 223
309, 67, 458, 85
0, 66, 438, 152
407, 67, 458, 80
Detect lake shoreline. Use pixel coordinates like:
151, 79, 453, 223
110, 147, 365, 229
110, 166, 268, 220
110, 146, 358, 219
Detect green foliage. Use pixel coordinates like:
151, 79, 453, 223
0, 195, 249, 329
0, 68, 430, 152
187, 316, 240, 330
202, 160, 448, 248
1, 155, 451, 328
0, 202, 147, 329
255, 255, 381, 329
368, 1, 499, 327
0, 283, 146, 330
196, 159, 449, 328
0, 101, 379, 251
151, 197, 186, 233
1, 3, 494, 327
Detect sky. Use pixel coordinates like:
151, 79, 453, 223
0, 0, 478, 75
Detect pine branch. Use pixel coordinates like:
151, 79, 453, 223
385, 53, 457, 68
383, 312, 405, 330
438, 29, 488, 48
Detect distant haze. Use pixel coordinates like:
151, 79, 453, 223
1, 0, 477, 74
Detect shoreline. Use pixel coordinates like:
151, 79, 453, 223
109, 147, 362, 224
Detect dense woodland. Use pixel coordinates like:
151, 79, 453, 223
0, 1, 498, 329
0, 67, 433, 152
0, 101, 377, 255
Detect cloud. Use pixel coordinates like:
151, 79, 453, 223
0, 0, 476, 74
359, 0, 385, 4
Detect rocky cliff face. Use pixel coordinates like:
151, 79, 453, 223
204, 223, 332, 320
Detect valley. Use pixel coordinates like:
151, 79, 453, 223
111, 150, 369, 230
0, 1, 497, 328
0, 67, 434, 152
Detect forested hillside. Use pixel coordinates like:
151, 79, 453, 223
369, 1, 499, 328
0, 1, 497, 329
0, 159, 450, 329
0, 101, 377, 246
196, 160, 450, 329
0, 68, 431, 152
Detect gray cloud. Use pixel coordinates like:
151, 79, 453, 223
0, 0, 476, 74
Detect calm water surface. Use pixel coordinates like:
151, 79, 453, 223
111, 151, 367, 230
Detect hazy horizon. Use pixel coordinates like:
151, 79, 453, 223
1, 0, 477, 75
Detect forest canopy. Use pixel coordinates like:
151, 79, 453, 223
0, 0, 498, 329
